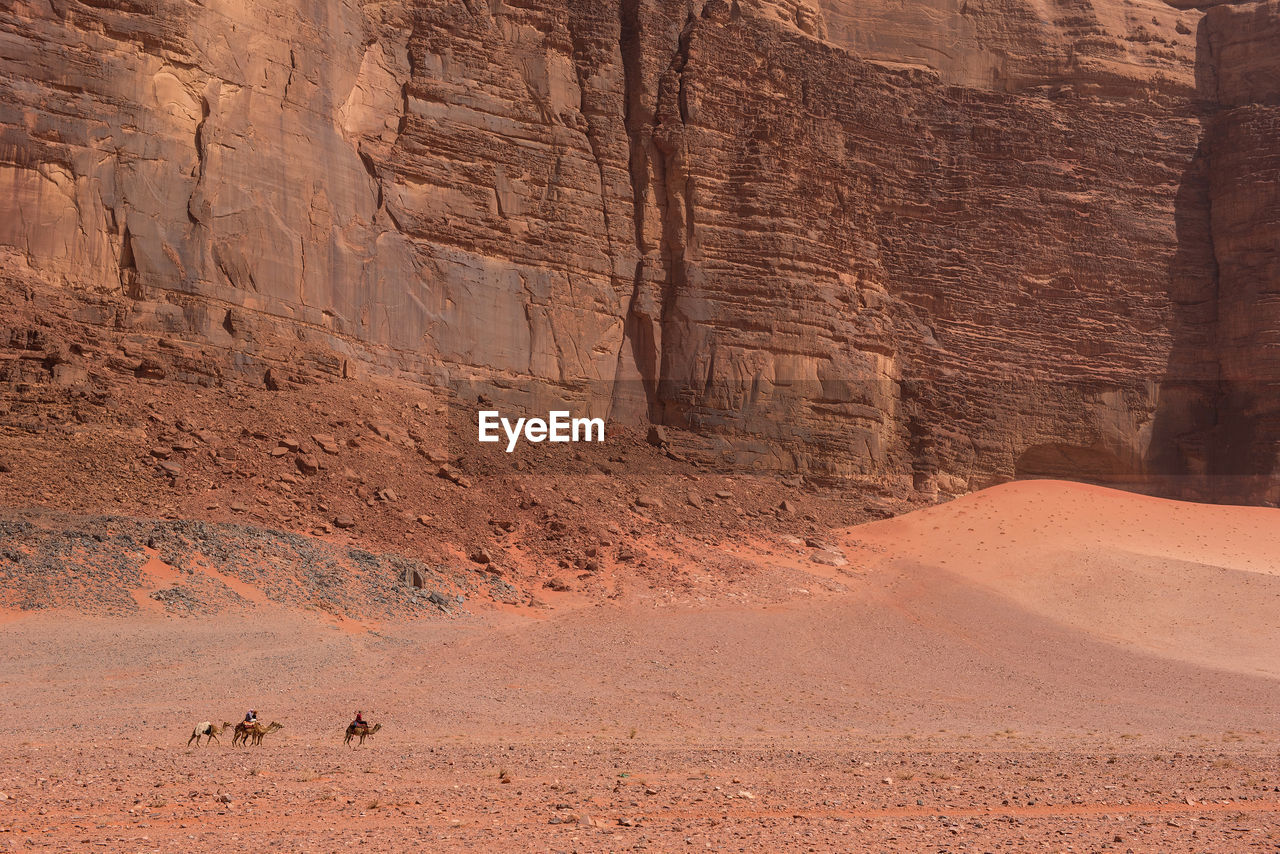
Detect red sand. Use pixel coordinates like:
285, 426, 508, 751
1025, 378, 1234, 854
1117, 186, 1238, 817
2, 480, 1279, 850
843, 480, 1280, 677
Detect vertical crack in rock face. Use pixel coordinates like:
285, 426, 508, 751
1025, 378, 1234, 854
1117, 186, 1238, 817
650, 12, 701, 427
564, 0, 665, 423
611, 0, 714, 428
0, 0, 1276, 498
651, 10, 699, 430
118, 223, 139, 298
614, 0, 664, 421
189, 95, 211, 227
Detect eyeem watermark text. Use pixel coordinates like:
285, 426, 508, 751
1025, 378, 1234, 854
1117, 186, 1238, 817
478, 410, 605, 452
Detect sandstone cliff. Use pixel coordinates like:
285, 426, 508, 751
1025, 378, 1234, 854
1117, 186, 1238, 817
815, 0, 1200, 93
0, 0, 1275, 499
1203, 0, 1280, 502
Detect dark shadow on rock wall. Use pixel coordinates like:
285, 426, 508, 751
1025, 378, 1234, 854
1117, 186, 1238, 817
1147, 18, 1223, 501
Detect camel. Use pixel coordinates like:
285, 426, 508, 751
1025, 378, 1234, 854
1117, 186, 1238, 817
343, 721, 382, 747
232, 720, 283, 746
187, 721, 233, 747
249, 721, 283, 746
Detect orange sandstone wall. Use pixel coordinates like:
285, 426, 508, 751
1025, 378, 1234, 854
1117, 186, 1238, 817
0, 0, 1271, 498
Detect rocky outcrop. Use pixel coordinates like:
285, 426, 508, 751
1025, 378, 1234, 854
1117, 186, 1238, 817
0, 0, 1272, 498
629, 2, 1216, 491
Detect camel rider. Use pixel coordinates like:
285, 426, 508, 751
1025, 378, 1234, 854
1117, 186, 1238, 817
244, 709, 258, 726
352, 710, 366, 729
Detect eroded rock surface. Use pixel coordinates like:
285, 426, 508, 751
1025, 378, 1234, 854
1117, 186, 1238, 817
815, 0, 1201, 93
0, 0, 1275, 498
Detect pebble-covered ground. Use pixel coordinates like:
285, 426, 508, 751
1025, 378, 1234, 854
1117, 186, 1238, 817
0, 513, 507, 618
2, 597, 1279, 853
2, 742, 1277, 851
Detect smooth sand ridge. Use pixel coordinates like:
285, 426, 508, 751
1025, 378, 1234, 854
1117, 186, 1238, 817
4, 478, 1280, 748
840, 479, 1280, 678
6, 481, 1280, 747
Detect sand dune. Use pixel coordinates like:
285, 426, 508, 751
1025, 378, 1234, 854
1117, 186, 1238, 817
4, 480, 1280, 849
841, 479, 1280, 678
6, 481, 1279, 742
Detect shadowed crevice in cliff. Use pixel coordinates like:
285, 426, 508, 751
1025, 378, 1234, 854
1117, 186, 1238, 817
564, 0, 653, 426
186, 94, 211, 230
355, 148, 384, 211
1147, 136, 1221, 499
118, 223, 140, 299
619, 260, 662, 417
613, 0, 661, 422
612, 0, 701, 425
650, 11, 699, 428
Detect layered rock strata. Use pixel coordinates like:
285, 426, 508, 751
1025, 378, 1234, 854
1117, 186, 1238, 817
0, 0, 1274, 497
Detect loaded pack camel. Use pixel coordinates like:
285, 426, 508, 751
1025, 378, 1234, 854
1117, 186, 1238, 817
187, 721, 233, 747
232, 720, 283, 746
344, 721, 382, 747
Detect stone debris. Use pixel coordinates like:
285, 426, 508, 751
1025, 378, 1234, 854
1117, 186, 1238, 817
437, 465, 471, 488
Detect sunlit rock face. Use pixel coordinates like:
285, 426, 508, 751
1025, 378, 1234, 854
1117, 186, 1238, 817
0, 0, 1274, 498
815, 0, 1201, 94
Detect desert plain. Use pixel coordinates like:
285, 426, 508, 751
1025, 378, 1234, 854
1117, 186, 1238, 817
2, 480, 1279, 851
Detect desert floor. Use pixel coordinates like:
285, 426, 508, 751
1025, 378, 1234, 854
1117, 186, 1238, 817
2, 481, 1280, 851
